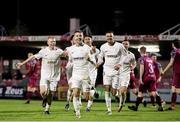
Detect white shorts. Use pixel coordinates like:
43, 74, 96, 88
40, 79, 58, 92
119, 73, 130, 87
66, 69, 73, 85
103, 74, 119, 89
70, 74, 91, 93
89, 69, 97, 87
66, 63, 73, 81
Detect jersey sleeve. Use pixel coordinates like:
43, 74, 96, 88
57, 48, 64, 56
97, 45, 104, 65
118, 43, 128, 65
34, 49, 44, 59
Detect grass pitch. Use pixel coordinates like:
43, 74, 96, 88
0, 99, 179, 121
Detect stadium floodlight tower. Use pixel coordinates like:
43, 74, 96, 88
61, 24, 92, 41
159, 23, 180, 35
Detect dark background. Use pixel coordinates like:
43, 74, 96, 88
0, 0, 179, 35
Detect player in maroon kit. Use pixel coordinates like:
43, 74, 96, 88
129, 67, 138, 96
128, 46, 163, 111
162, 39, 180, 110
25, 52, 41, 104
151, 53, 166, 107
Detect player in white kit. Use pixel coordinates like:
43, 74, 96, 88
118, 39, 136, 112
17, 36, 66, 114
64, 35, 74, 111
84, 35, 100, 112
96, 31, 127, 115
68, 30, 96, 118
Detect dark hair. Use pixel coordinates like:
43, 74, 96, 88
150, 53, 157, 57
173, 39, 180, 48
105, 30, 114, 34
84, 35, 92, 38
74, 29, 83, 34
123, 39, 129, 42
69, 34, 74, 40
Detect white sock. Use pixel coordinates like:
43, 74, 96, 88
115, 91, 119, 97
119, 94, 122, 107
73, 96, 80, 112
105, 91, 111, 111
45, 103, 50, 111
87, 100, 93, 109
67, 89, 72, 104
79, 96, 82, 106
90, 89, 95, 97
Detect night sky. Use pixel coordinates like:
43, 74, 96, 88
0, 0, 180, 35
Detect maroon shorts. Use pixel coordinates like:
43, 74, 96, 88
139, 80, 156, 93
27, 77, 38, 88
173, 73, 180, 88
128, 78, 136, 89
156, 82, 160, 88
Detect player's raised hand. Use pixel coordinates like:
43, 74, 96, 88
114, 64, 121, 71
139, 79, 144, 85
63, 50, 69, 57
16, 63, 23, 69
160, 71, 164, 76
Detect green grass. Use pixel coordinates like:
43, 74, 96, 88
0, 99, 180, 121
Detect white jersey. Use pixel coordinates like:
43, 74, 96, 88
68, 44, 95, 91
89, 47, 100, 72
65, 46, 73, 68
120, 51, 136, 75
65, 46, 73, 81
68, 44, 93, 77
34, 47, 63, 82
88, 46, 100, 86
65, 46, 72, 68
119, 51, 136, 87
98, 42, 127, 76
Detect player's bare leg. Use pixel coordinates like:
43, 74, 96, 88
73, 88, 81, 119
104, 86, 112, 115
118, 86, 127, 112
65, 87, 73, 111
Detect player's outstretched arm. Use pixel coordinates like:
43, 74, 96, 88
162, 57, 174, 75
16, 55, 35, 69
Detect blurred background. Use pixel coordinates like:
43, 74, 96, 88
0, 0, 180, 102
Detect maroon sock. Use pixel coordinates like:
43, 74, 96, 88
171, 92, 177, 106
26, 92, 33, 101
34, 91, 41, 98
136, 97, 143, 107
156, 95, 162, 106
150, 95, 155, 105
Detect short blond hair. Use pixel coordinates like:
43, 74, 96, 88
48, 36, 56, 40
